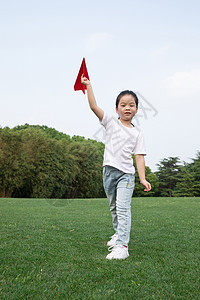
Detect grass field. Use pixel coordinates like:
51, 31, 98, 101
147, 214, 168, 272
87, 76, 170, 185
0, 197, 199, 299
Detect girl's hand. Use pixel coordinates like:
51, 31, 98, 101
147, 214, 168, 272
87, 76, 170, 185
140, 179, 151, 192
81, 74, 90, 87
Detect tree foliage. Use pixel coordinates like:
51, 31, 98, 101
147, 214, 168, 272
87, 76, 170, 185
156, 154, 200, 197
0, 125, 106, 198
0, 125, 199, 198
156, 157, 181, 197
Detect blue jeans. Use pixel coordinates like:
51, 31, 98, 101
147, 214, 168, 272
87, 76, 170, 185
103, 165, 135, 246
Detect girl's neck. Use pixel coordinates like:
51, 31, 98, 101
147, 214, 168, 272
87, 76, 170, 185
119, 118, 133, 128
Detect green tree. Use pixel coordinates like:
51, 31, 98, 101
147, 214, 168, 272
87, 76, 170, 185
14, 124, 71, 141
0, 128, 25, 197
16, 128, 77, 199
186, 151, 200, 196
173, 166, 196, 197
68, 140, 105, 198
0, 126, 78, 199
156, 157, 181, 197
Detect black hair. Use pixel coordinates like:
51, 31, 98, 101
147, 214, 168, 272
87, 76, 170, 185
116, 90, 139, 109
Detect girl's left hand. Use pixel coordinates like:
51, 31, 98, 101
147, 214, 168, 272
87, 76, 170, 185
140, 179, 151, 192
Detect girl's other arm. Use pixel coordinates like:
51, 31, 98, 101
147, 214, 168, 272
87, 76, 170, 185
81, 75, 104, 121
135, 154, 151, 192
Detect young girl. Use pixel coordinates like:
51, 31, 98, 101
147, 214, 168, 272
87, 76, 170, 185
81, 75, 151, 260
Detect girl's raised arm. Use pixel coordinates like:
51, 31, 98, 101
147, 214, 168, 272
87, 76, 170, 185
81, 75, 104, 122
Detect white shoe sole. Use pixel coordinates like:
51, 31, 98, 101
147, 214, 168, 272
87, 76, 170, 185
106, 252, 129, 260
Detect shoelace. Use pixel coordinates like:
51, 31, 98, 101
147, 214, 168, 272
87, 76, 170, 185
108, 244, 124, 252
108, 245, 115, 252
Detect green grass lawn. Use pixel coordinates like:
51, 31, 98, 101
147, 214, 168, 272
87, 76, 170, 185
0, 197, 199, 299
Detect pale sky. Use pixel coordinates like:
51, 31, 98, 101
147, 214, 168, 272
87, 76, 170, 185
1, 0, 200, 171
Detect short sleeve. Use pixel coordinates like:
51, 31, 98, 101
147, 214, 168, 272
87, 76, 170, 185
134, 131, 147, 155
99, 113, 111, 129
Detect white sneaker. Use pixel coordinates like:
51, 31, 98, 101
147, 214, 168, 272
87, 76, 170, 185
107, 233, 118, 246
106, 245, 129, 260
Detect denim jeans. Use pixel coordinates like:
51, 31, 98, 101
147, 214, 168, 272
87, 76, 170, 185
103, 165, 135, 246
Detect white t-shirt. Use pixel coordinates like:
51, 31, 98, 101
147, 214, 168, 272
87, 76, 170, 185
100, 113, 146, 174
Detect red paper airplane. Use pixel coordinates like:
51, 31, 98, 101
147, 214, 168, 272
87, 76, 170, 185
74, 58, 90, 94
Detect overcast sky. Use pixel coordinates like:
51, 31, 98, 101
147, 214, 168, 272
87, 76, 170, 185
1, 0, 199, 171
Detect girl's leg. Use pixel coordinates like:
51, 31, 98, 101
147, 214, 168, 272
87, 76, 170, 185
103, 166, 118, 233
115, 173, 135, 246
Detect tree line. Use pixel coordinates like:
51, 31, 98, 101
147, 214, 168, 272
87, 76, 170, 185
0, 124, 199, 198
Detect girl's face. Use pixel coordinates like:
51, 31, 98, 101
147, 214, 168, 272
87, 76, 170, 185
116, 94, 138, 121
